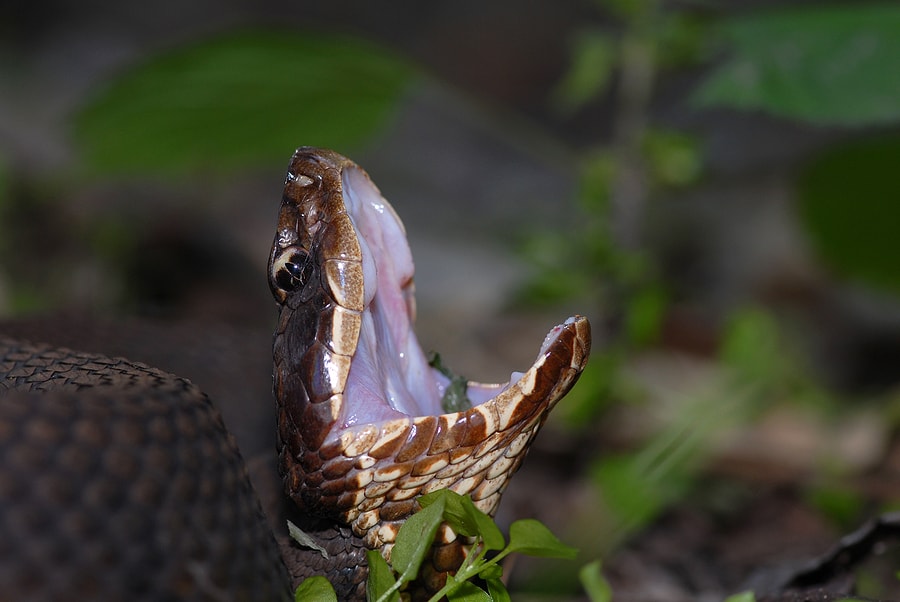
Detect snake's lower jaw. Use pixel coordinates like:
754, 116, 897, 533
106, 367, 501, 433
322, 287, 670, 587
272, 147, 591, 567
313, 314, 590, 557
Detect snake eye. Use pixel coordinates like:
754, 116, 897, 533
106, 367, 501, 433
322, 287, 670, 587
271, 248, 312, 295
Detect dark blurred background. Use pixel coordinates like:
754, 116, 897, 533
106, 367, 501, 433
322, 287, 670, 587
1, 1, 899, 599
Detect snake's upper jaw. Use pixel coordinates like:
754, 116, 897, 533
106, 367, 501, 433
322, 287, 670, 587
272, 147, 590, 543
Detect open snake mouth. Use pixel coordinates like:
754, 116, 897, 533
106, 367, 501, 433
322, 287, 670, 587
269, 147, 589, 553
333, 165, 576, 429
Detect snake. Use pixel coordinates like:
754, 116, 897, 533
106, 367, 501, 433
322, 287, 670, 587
0, 147, 591, 601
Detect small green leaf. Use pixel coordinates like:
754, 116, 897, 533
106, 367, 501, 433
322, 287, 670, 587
293, 576, 338, 602
428, 352, 472, 412
579, 560, 612, 602
422, 490, 474, 534
365, 549, 399, 602
485, 577, 512, 602
462, 498, 505, 552
390, 494, 446, 582
424, 490, 505, 552
506, 519, 578, 559
446, 579, 493, 602
479, 563, 503, 581
416, 489, 447, 509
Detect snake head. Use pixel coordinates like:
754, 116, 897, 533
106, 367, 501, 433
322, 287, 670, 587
269, 147, 590, 580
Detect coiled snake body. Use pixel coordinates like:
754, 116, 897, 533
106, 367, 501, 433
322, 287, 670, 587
0, 148, 590, 600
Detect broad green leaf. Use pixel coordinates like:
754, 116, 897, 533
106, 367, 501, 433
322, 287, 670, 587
365, 549, 399, 602
506, 519, 578, 559
74, 30, 416, 176
693, 5, 900, 125
446, 578, 492, 602
390, 494, 446, 582
579, 560, 612, 602
797, 135, 900, 296
293, 575, 338, 602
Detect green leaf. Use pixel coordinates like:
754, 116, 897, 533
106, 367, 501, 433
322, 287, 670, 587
505, 519, 578, 559
693, 5, 900, 125
579, 560, 612, 602
465, 497, 506, 552
293, 575, 338, 602
485, 577, 512, 602
427, 353, 472, 412
390, 493, 446, 583
421, 489, 505, 552
74, 29, 416, 176
365, 549, 399, 602
797, 135, 900, 296
446, 579, 493, 602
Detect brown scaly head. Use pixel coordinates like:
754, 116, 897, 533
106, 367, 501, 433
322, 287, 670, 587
268, 147, 591, 595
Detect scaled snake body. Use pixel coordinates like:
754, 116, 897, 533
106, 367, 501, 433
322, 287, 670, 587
0, 148, 591, 600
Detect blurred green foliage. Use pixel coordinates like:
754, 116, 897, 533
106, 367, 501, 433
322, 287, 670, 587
591, 309, 808, 543
532, 0, 900, 417
551, 30, 616, 115
526, 2, 900, 593
798, 136, 900, 296
74, 30, 415, 176
723, 593, 756, 602
3, 29, 416, 314
579, 560, 612, 602
693, 4, 900, 126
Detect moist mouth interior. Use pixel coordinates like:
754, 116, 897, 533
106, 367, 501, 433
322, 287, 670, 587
335, 166, 546, 430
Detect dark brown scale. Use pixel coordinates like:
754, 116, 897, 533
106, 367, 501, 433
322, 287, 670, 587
0, 337, 291, 601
